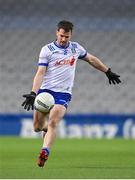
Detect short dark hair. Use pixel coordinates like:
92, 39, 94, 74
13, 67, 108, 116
57, 20, 74, 32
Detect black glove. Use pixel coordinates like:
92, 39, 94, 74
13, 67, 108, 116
105, 68, 121, 85
22, 91, 36, 111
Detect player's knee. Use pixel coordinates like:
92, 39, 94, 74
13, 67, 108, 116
48, 120, 57, 128
34, 124, 42, 132
34, 127, 41, 132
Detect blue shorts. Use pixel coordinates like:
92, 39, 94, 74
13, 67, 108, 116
37, 89, 72, 109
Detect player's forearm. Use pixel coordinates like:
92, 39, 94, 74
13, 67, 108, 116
86, 54, 108, 72
31, 73, 44, 94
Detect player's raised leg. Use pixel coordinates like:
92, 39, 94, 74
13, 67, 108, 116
37, 104, 66, 167
33, 110, 48, 132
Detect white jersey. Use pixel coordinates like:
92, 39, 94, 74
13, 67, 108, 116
38, 41, 87, 94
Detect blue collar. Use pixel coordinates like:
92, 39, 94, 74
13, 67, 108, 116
53, 41, 70, 49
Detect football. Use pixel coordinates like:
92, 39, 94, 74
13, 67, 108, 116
34, 92, 55, 113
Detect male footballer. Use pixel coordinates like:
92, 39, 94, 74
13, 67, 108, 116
22, 20, 121, 167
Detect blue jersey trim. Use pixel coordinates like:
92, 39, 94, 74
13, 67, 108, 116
78, 52, 87, 59
47, 45, 55, 51
38, 63, 48, 66
71, 43, 77, 48
53, 41, 70, 49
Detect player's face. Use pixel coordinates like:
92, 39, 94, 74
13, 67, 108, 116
56, 28, 72, 47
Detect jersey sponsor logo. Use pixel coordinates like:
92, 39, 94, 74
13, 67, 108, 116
55, 57, 76, 66
70, 57, 75, 66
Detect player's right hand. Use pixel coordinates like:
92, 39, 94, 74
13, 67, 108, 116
22, 91, 36, 111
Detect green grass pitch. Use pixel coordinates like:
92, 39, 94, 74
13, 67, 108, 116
0, 137, 135, 179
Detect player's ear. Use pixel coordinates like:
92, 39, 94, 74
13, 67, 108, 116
56, 30, 59, 36
56, 29, 58, 36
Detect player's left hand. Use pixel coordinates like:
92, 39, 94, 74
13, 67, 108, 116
105, 68, 121, 85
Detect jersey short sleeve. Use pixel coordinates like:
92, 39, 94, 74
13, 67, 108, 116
77, 43, 87, 59
38, 46, 50, 66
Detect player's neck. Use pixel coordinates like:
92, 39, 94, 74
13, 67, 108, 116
54, 40, 69, 49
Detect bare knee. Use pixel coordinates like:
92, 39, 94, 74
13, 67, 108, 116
34, 127, 41, 132
48, 120, 57, 129
34, 125, 42, 132
33, 121, 42, 132
33, 111, 46, 132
